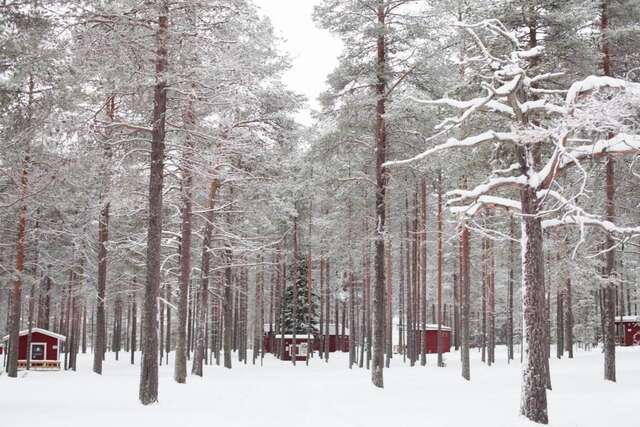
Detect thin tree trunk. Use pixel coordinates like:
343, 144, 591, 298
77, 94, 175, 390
130, 280, 137, 365
565, 277, 573, 358
420, 180, 427, 366
460, 221, 471, 381
507, 216, 515, 362
192, 179, 220, 376
371, 0, 387, 389
223, 247, 233, 369
436, 172, 444, 367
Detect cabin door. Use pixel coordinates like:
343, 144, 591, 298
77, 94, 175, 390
31, 343, 46, 360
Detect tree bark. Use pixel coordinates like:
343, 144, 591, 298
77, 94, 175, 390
371, 0, 387, 388
436, 172, 444, 368
223, 247, 233, 369
193, 179, 220, 376
460, 221, 471, 381
139, 2, 169, 405
564, 277, 573, 358
519, 178, 548, 424
7, 77, 33, 378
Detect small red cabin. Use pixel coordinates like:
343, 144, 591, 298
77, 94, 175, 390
263, 324, 349, 361
1, 328, 66, 370
615, 316, 640, 346
416, 325, 452, 354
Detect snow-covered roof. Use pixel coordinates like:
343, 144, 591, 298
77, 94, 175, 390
263, 323, 349, 335
615, 316, 640, 323
418, 324, 452, 332
1, 327, 66, 342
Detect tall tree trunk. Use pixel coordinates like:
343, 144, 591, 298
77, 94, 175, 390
371, 0, 387, 388
600, 0, 617, 384
507, 216, 515, 362
94, 95, 114, 375
130, 280, 137, 365
223, 247, 233, 369
556, 285, 564, 359
193, 179, 220, 376
175, 137, 194, 383
564, 277, 573, 358
420, 180, 427, 366
519, 178, 548, 424
7, 77, 33, 378
436, 172, 444, 367
139, 2, 169, 405
399, 225, 405, 362
460, 221, 471, 381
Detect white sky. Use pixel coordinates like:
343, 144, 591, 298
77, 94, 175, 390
254, 0, 343, 125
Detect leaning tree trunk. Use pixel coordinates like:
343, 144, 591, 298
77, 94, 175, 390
139, 2, 169, 405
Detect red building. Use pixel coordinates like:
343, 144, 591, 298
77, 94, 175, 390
263, 324, 349, 361
615, 316, 640, 346
1, 328, 66, 370
416, 325, 452, 354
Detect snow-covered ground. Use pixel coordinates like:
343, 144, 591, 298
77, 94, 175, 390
1, 346, 638, 427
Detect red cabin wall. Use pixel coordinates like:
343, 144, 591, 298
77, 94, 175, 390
419, 330, 451, 354
17, 332, 59, 361
622, 323, 640, 346
263, 333, 349, 359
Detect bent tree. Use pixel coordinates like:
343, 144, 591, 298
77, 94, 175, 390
385, 20, 640, 425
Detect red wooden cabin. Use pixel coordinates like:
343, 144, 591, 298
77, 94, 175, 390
1, 328, 66, 370
263, 324, 349, 361
416, 325, 452, 354
615, 316, 640, 346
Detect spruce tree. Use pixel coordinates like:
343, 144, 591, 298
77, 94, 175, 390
282, 256, 319, 334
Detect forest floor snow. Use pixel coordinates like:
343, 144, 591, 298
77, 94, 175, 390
1, 345, 638, 427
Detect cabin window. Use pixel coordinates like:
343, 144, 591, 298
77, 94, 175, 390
31, 343, 46, 360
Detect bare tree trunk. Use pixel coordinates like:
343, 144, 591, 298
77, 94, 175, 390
436, 172, 444, 367
487, 234, 495, 366
165, 280, 171, 364
399, 225, 405, 362
507, 216, 515, 362
460, 221, 471, 381
7, 78, 33, 378
223, 247, 233, 369
420, 180, 427, 366
192, 179, 220, 376
563, 276, 573, 359
175, 138, 194, 382
371, 0, 387, 388
603, 159, 616, 381
139, 2, 169, 405
519, 182, 548, 424
130, 281, 137, 365
324, 258, 331, 362
556, 284, 564, 359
